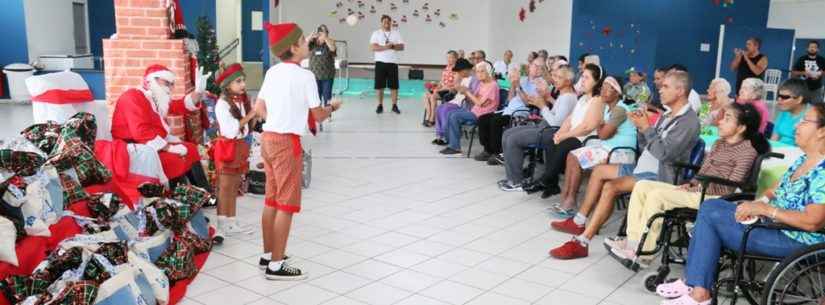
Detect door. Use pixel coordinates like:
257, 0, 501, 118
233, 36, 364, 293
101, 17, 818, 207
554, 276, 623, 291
241, 0, 263, 62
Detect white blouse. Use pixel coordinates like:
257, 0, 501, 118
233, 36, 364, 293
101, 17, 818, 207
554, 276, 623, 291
215, 98, 249, 139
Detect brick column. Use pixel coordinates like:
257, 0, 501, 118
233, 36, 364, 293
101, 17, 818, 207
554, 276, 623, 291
103, 0, 193, 110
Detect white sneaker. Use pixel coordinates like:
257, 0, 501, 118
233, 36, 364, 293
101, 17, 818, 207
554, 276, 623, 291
225, 221, 253, 235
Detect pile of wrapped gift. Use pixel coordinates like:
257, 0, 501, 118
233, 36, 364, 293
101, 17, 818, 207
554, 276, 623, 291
0, 112, 214, 305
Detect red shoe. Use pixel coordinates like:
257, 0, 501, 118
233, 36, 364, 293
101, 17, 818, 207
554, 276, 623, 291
550, 218, 585, 235
549, 238, 589, 259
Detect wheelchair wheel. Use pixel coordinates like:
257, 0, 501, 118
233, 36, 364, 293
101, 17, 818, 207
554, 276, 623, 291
762, 243, 825, 305
642, 271, 671, 293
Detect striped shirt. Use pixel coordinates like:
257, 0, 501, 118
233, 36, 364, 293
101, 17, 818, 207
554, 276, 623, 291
687, 139, 757, 195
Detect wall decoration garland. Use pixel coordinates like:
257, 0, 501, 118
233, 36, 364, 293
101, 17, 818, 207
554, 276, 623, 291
329, 0, 459, 29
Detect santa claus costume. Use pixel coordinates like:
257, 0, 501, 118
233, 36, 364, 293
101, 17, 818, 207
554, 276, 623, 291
211, 63, 255, 242
109, 64, 212, 191
257, 22, 340, 281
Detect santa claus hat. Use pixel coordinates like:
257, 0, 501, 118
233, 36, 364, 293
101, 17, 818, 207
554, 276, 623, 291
264, 22, 303, 57
215, 63, 245, 88
144, 64, 176, 83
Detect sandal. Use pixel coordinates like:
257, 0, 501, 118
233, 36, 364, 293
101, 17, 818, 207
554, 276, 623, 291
659, 294, 710, 305
546, 203, 576, 219
656, 279, 693, 299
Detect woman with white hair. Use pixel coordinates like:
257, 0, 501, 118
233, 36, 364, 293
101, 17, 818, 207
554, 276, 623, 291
736, 77, 771, 134
703, 78, 733, 126
439, 62, 501, 155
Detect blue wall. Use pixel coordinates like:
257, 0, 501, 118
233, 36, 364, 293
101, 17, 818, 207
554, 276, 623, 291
0, 0, 28, 98
262, 0, 270, 70
720, 26, 795, 92
571, 0, 772, 92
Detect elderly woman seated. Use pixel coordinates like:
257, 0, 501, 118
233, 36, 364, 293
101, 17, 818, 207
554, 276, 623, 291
655, 103, 825, 305
703, 78, 733, 127
439, 62, 500, 155
736, 77, 771, 134
548, 76, 638, 217
607, 102, 770, 269
772, 78, 810, 146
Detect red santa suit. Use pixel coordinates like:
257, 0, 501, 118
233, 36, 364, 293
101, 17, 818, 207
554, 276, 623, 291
110, 65, 201, 180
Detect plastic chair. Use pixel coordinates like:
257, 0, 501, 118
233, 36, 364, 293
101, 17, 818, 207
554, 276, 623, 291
763, 69, 782, 112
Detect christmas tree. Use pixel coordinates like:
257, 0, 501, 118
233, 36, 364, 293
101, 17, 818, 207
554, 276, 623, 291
195, 16, 220, 95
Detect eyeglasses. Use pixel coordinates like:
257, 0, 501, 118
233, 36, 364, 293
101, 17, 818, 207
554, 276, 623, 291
800, 118, 820, 126
777, 94, 797, 100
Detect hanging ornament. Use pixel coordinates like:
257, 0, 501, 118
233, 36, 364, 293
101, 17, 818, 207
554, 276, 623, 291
357, 11, 365, 20
402, 0, 409, 4
592, 25, 596, 30
579, 42, 584, 47
422, 2, 430, 10
336, 1, 343, 8
449, 13, 459, 21
425, 14, 432, 23
609, 42, 614, 48
630, 23, 635, 28
346, 14, 358, 26
392, 20, 399, 28
339, 17, 347, 24
401, 15, 408, 23
376, 0, 382, 3
518, 7, 526, 22
630, 49, 636, 54
602, 26, 612, 36
439, 21, 446, 28
390, 3, 397, 10
434, 9, 441, 17
356, 0, 365, 8
529, 0, 537, 13
369, 5, 376, 13
412, 9, 420, 17
347, 8, 354, 15
620, 44, 624, 49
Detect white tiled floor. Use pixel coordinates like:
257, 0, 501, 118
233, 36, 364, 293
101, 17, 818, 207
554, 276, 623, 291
0, 98, 681, 304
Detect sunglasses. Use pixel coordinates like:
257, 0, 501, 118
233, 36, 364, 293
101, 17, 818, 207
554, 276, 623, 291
777, 94, 797, 100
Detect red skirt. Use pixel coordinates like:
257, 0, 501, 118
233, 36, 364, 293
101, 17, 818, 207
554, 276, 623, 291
215, 139, 250, 175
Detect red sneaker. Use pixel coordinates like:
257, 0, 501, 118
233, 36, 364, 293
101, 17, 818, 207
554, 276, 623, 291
549, 239, 589, 259
550, 218, 585, 235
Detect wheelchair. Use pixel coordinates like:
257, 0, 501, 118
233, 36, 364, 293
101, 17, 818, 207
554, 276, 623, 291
619, 151, 783, 297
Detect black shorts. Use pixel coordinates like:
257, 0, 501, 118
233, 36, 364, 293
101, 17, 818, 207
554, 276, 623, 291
374, 61, 399, 90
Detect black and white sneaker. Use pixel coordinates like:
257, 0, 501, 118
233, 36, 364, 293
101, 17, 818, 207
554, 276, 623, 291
376, 104, 384, 114
487, 154, 504, 166
258, 255, 290, 270
265, 261, 307, 281
499, 181, 523, 192
392, 104, 401, 114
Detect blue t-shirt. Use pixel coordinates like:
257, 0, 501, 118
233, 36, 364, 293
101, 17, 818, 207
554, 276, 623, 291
772, 154, 825, 245
602, 102, 637, 150
500, 78, 538, 116
774, 108, 806, 146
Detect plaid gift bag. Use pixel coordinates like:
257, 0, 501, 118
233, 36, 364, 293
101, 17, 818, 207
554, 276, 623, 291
38, 247, 84, 283
57, 112, 97, 150
58, 170, 89, 205
20, 121, 61, 155
137, 182, 168, 199
87, 193, 123, 222
95, 242, 129, 265
167, 115, 186, 140
82, 257, 113, 284
171, 185, 211, 214
144, 200, 179, 234
48, 138, 111, 187
0, 275, 50, 303
177, 229, 212, 254
45, 280, 98, 305
0, 149, 45, 176
154, 235, 197, 282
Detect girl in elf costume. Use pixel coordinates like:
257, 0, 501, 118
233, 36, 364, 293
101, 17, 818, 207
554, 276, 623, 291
212, 63, 257, 243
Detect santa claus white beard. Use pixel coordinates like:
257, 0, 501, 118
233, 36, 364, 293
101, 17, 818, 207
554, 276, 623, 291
148, 79, 172, 117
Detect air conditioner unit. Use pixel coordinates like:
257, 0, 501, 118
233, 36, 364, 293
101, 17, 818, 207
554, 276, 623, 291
38, 54, 94, 71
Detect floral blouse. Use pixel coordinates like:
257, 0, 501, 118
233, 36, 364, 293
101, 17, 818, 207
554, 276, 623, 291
772, 154, 825, 245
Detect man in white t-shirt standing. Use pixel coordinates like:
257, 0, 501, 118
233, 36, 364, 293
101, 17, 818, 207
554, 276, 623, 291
370, 15, 405, 114
256, 22, 342, 281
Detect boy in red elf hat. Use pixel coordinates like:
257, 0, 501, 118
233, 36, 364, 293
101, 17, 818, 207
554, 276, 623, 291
256, 22, 342, 280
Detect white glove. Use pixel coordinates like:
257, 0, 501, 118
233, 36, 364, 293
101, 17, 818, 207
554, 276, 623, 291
147, 136, 168, 151
167, 144, 188, 156
165, 134, 182, 143
195, 66, 211, 94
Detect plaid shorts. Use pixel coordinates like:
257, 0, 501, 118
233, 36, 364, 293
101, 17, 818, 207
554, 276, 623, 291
261, 132, 303, 214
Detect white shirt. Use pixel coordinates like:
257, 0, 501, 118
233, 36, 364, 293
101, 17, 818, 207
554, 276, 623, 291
493, 60, 516, 77
370, 29, 404, 63
215, 98, 248, 139
259, 63, 321, 136
688, 89, 701, 112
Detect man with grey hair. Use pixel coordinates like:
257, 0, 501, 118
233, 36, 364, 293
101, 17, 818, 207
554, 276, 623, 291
548, 70, 700, 260
494, 50, 516, 80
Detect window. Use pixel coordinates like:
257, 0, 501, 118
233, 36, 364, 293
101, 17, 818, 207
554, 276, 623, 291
73, 2, 88, 54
